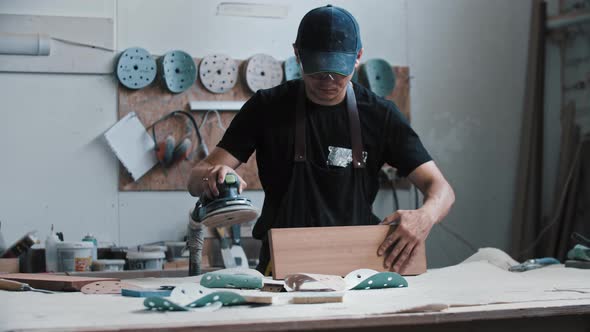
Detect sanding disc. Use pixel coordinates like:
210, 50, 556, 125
116, 47, 157, 89
81, 281, 142, 295
360, 59, 396, 97
200, 205, 260, 228
283, 56, 302, 81
199, 54, 238, 94
351, 67, 359, 83
159, 50, 197, 93
244, 54, 283, 93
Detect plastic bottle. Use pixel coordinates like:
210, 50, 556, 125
82, 233, 98, 263
45, 225, 59, 272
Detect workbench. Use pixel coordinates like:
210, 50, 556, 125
1, 259, 589, 331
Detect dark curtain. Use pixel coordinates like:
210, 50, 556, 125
541, 104, 589, 260
510, 0, 546, 261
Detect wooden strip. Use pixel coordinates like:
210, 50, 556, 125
0, 273, 118, 292
269, 225, 426, 280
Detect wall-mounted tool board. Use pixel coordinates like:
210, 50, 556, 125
118, 60, 410, 191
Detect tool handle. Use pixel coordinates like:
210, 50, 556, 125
0, 278, 26, 291
218, 173, 240, 199
231, 224, 241, 245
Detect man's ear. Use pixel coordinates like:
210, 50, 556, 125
355, 48, 364, 68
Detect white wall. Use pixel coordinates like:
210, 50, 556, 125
0, 0, 532, 267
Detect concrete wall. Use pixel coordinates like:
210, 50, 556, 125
0, 0, 532, 267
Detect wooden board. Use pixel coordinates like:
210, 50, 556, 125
0, 258, 19, 273
269, 225, 426, 280
0, 273, 119, 292
118, 61, 410, 191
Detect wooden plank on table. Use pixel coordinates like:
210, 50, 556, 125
269, 225, 426, 280
0, 273, 119, 292
0, 258, 19, 273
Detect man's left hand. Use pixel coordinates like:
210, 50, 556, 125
377, 209, 435, 272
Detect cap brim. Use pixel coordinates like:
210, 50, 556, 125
298, 50, 356, 76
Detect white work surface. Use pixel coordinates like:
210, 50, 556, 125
1, 259, 590, 331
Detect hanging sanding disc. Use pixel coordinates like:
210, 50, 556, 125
351, 67, 359, 83
116, 47, 157, 89
81, 281, 142, 295
199, 54, 238, 94
244, 54, 283, 93
360, 59, 396, 97
159, 50, 197, 93
283, 56, 302, 81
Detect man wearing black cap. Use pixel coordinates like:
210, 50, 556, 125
188, 5, 455, 273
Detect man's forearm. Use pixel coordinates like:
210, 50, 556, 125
419, 179, 455, 224
187, 161, 213, 197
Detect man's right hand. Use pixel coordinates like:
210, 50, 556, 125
187, 147, 244, 198
202, 164, 247, 198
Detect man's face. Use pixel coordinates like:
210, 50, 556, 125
294, 47, 363, 106
302, 71, 352, 105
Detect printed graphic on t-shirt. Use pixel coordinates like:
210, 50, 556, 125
327, 146, 368, 167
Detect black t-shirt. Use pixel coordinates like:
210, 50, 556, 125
218, 80, 432, 234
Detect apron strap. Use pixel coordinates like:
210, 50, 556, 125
294, 81, 365, 168
346, 82, 365, 168
294, 81, 307, 162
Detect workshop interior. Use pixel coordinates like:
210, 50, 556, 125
0, 0, 589, 331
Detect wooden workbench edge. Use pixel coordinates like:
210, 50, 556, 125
13, 302, 590, 332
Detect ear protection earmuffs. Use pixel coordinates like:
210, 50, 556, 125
150, 110, 207, 167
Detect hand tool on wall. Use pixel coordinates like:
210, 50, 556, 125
0, 278, 54, 294
230, 224, 249, 268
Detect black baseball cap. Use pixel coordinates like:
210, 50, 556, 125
294, 5, 362, 76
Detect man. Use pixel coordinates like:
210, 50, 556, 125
188, 5, 455, 274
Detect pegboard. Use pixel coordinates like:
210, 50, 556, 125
117, 57, 410, 191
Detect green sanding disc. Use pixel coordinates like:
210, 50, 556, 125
351, 67, 359, 83
200, 272, 263, 289
159, 50, 197, 93
360, 58, 396, 97
350, 272, 407, 290
116, 47, 157, 89
284, 56, 302, 81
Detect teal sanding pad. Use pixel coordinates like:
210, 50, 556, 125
349, 272, 407, 290
122, 288, 172, 297
284, 56, 302, 81
351, 68, 359, 83
159, 50, 197, 93
360, 58, 396, 97
200, 272, 263, 289
116, 47, 157, 89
